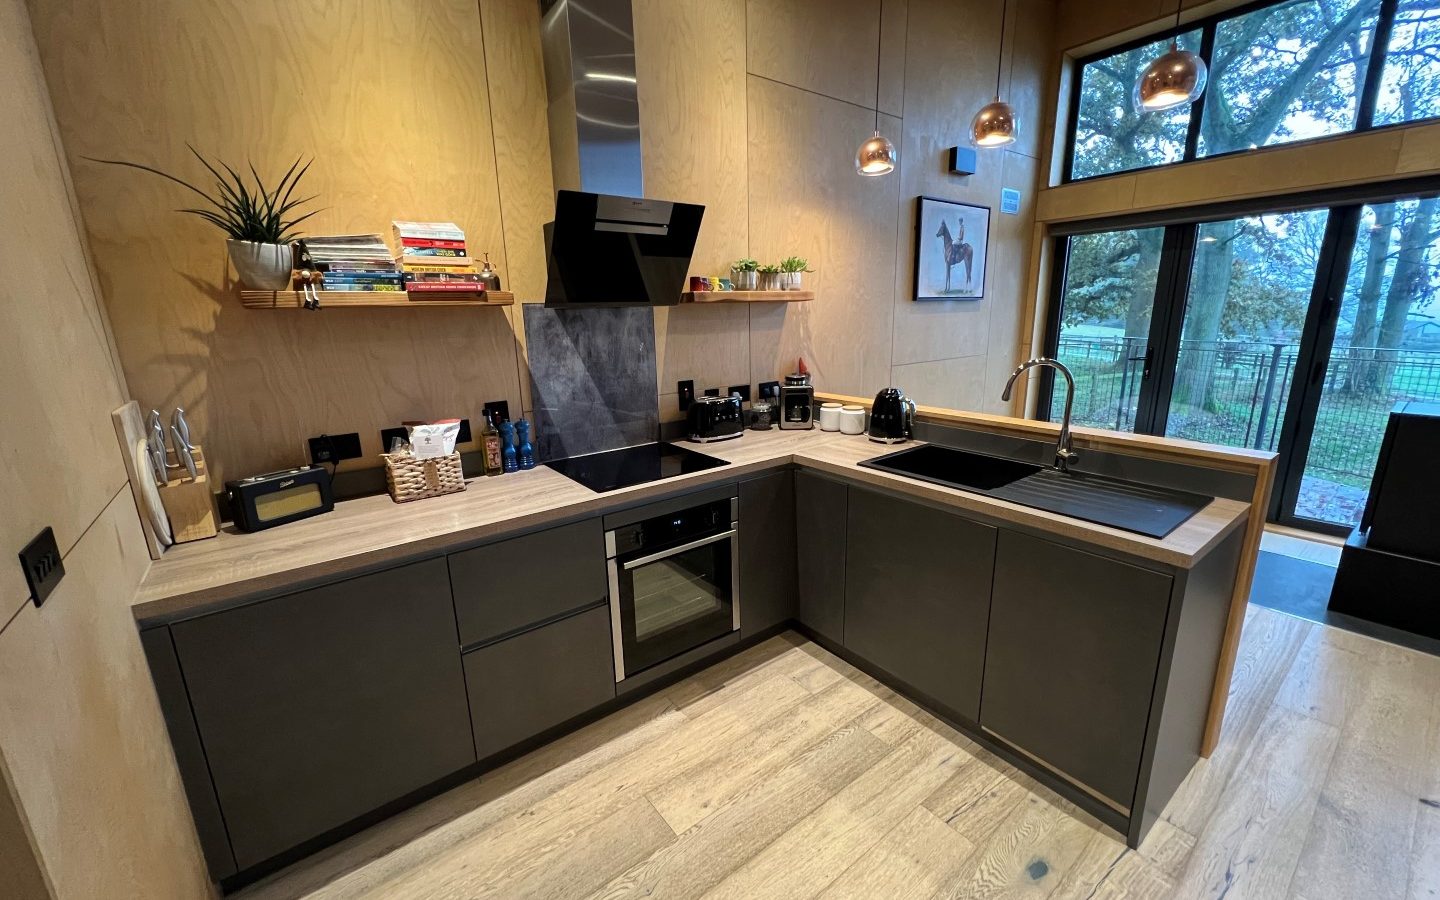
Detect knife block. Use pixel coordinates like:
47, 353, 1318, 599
159, 445, 219, 543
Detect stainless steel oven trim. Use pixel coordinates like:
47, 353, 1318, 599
619, 529, 736, 570
606, 557, 626, 682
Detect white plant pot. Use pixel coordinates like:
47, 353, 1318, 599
783, 272, 804, 291
732, 268, 758, 291
227, 240, 293, 290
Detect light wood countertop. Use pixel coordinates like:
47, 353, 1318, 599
132, 428, 1250, 625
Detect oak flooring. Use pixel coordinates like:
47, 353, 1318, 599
240, 605, 1440, 900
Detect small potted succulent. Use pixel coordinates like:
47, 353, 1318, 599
731, 257, 760, 291
87, 146, 318, 290
758, 263, 782, 291
779, 256, 813, 291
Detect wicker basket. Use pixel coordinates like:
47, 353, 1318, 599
382, 451, 466, 503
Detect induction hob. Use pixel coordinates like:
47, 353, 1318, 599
545, 442, 730, 493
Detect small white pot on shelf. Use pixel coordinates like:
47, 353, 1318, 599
227, 240, 293, 290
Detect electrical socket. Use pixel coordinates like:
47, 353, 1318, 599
308, 432, 363, 466
482, 400, 510, 424
758, 380, 781, 401
19, 527, 63, 608
728, 384, 751, 402
677, 380, 695, 412
702, 387, 720, 398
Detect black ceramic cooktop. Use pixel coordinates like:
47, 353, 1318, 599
545, 442, 729, 493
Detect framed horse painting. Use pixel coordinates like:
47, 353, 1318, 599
913, 196, 989, 301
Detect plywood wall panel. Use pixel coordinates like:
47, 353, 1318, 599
748, 76, 900, 394
636, 0, 749, 276
747, 0, 886, 110
0, 490, 213, 900
27, 0, 523, 481
0, 0, 128, 585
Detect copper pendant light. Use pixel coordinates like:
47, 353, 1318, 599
971, 0, 1018, 148
856, 3, 897, 176
1135, 7, 1208, 111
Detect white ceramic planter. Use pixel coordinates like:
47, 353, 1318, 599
732, 268, 758, 290
227, 240, 293, 290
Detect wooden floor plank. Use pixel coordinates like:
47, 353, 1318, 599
703, 728, 975, 900
819, 806, 974, 899
1172, 706, 1340, 900
936, 790, 1099, 899
589, 723, 889, 900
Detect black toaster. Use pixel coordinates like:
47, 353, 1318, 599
687, 395, 744, 442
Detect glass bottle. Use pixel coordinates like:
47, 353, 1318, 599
480, 411, 503, 476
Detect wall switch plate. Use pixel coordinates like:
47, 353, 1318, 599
702, 387, 720, 397
758, 380, 781, 401
308, 432, 363, 466
728, 384, 751, 402
19, 527, 63, 608
482, 400, 510, 424
677, 380, 695, 412
380, 419, 472, 454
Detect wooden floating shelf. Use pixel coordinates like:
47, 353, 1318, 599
240, 290, 515, 309
680, 290, 813, 304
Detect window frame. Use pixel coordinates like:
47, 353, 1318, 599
1063, 0, 1410, 184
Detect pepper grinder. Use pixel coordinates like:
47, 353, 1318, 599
516, 419, 535, 470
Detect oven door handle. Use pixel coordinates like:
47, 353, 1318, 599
620, 529, 737, 570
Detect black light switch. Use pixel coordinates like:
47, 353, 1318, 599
19, 527, 63, 608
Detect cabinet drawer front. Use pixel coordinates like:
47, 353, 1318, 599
844, 487, 995, 721
449, 518, 607, 647
171, 558, 475, 870
464, 605, 616, 760
981, 532, 1173, 812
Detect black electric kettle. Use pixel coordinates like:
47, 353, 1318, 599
868, 387, 916, 443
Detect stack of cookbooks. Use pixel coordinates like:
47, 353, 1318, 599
302, 234, 404, 291
391, 221, 485, 297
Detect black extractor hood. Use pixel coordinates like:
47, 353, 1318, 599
543, 190, 704, 308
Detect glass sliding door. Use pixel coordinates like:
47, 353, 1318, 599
1163, 211, 1330, 451
1288, 199, 1440, 528
1048, 227, 1167, 432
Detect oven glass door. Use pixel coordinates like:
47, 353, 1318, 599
614, 530, 736, 677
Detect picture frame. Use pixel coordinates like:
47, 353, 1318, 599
913, 196, 990, 301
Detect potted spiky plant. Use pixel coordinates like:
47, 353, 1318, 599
731, 257, 760, 291
86, 146, 318, 290
779, 256, 813, 291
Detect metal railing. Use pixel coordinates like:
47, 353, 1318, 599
1052, 336, 1440, 488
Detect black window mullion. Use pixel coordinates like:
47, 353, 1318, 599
1183, 22, 1217, 161
1357, 0, 1400, 130
1270, 206, 1364, 528
1137, 224, 1197, 435
1036, 236, 1072, 420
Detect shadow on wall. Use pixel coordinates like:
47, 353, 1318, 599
524, 304, 660, 460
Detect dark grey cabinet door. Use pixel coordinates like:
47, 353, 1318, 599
843, 487, 996, 721
739, 470, 797, 639
464, 605, 616, 760
981, 531, 1173, 812
795, 470, 847, 644
449, 518, 607, 647
171, 558, 474, 870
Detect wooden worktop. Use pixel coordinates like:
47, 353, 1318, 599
132, 428, 1250, 626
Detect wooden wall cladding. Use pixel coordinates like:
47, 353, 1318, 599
747, 0, 906, 116
0, 0, 129, 603
27, 0, 533, 482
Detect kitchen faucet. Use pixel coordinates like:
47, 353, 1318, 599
1001, 357, 1080, 472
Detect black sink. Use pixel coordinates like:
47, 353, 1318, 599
859, 444, 1212, 539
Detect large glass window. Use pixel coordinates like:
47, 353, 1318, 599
1064, 0, 1431, 181
1071, 32, 1202, 179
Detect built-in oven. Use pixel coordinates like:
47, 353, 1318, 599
605, 496, 739, 682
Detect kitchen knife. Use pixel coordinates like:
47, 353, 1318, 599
171, 425, 199, 479
171, 408, 193, 450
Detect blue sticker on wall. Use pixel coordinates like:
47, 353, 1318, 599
1000, 188, 1021, 215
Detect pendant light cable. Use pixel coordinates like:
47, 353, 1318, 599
856, 0, 898, 175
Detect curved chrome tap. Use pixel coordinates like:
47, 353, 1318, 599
1002, 358, 1080, 472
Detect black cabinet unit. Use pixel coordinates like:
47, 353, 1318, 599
169, 558, 475, 870
843, 487, 996, 722
795, 470, 848, 644
980, 532, 1172, 813
449, 518, 608, 647
464, 605, 616, 760
1360, 400, 1440, 559
739, 470, 798, 638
